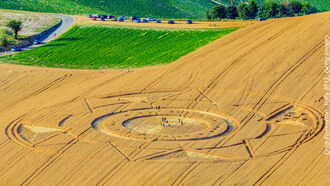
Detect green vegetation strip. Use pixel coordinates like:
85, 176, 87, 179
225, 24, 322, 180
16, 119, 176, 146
0, 0, 216, 19
0, 25, 237, 69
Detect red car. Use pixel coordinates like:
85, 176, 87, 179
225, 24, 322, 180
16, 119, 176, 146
92, 16, 97, 21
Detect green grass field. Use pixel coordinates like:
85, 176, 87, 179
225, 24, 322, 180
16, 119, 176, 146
0, 0, 217, 19
0, 25, 237, 69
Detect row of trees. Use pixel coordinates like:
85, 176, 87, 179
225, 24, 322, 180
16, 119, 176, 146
206, 0, 318, 20
0, 20, 22, 47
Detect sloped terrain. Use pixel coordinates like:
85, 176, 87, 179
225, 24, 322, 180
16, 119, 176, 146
1, 25, 237, 69
0, 0, 216, 19
0, 12, 329, 185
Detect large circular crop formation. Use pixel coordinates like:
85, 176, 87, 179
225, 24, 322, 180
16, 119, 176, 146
5, 89, 323, 162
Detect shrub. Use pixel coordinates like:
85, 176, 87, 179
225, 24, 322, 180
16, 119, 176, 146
237, 2, 249, 20
0, 36, 8, 47
212, 5, 227, 19
0, 26, 14, 47
262, 0, 279, 18
301, 1, 317, 14
289, 0, 303, 14
206, 10, 212, 20
227, 5, 238, 19
248, 0, 259, 19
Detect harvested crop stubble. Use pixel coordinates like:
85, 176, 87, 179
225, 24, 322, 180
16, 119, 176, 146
0, 12, 329, 185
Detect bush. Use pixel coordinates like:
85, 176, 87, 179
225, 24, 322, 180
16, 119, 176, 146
0, 26, 14, 47
206, 10, 212, 20
248, 0, 258, 19
301, 1, 317, 15
278, 0, 292, 17
289, 0, 303, 14
237, 2, 249, 20
262, 0, 279, 18
0, 36, 8, 47
0, 27, 13, 36
227, 5, 238, 19
212, 5, 227, 19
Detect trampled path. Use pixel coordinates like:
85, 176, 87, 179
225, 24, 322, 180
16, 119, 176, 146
0, 12, 329, 185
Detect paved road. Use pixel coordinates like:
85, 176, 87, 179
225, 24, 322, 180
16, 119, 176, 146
0, 14, 75, 56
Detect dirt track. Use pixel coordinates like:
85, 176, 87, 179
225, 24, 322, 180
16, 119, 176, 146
74, 15, 256, 29
0, 12, 329, 185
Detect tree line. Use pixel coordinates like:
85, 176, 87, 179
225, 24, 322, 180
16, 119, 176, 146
206, 0, 318, 20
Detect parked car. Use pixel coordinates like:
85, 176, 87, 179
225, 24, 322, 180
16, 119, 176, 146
142, 19, 148, 23
148, 17, 156, 21
186, 20, 193, 24
257, 17, 266, 21
118, 17, 125, 22
100, 17, 106, 21
92, 16, 97, 21
108, 15, 114, 19
88, 14, 93, 18
97, 14, 102, 18
155, 19, 161, 23
33, 40, 41, 45
131, 16, 137, 20
168, 20, 175, 24
135, 19, 141, 23
11, 47, 21, 52
119, 16, 127, 20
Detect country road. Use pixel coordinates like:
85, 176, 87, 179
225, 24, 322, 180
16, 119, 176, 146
0, 14, 75, 56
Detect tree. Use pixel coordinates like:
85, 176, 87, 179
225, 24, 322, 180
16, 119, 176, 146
6, 20, 22, 40
278, 0, 291, 17
301, 1, 311, 14
206, 10, 212, 20
227, 5, 238, 19
288, 0, 303, 14
212, 5, 227, 19
248, 0, 259, 19
301, 1, 317, 15
262, 0, 279, 18
237, 2, 249, 20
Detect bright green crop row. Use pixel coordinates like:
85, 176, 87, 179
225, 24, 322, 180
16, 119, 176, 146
0, 25, 238, 69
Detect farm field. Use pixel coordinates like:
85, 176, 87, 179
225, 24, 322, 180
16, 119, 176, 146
0, 11, 329, 185
0, 25, 237, 69
0, 0, 216, 19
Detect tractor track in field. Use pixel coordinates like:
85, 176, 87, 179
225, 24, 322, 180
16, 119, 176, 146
0, 11, 328, 186
20, 127, 91, 185
0, 74, 69, 112
253, 40, 324, 112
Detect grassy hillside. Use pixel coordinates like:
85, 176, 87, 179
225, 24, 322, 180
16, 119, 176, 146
213, 0, 329, 11
0, 0, 217, 19
0, 25, 237, 69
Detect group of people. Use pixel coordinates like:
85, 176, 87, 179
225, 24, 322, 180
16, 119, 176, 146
161, 117, 170, 127
160, 117, 183, 127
